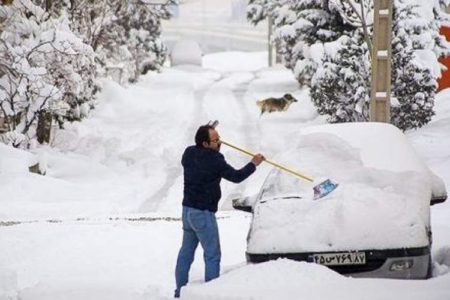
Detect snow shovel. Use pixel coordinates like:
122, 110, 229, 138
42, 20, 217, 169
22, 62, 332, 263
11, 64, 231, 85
220, 140, 338, 200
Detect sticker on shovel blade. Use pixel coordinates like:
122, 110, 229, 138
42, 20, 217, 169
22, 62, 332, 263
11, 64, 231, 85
313, 179, 338, 200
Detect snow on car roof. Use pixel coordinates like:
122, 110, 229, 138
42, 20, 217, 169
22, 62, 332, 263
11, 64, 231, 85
296, 122, 446, 198
297, 122, 426, 173
247, 123, 433, 253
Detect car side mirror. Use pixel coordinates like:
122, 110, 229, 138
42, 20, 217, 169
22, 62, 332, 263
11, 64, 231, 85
431, 195, 447, 206
430, 173, 447, 206
232, 200, 252, 212
232, 194, 258, 213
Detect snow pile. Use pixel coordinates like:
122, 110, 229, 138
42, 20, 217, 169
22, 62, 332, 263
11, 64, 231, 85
182, 260, 342, 300
434, 247, 450, 276
171, 39, 203, 66
183, 259, 450, 300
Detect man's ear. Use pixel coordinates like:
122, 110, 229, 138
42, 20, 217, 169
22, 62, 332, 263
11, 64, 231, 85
202, 141, 209, 148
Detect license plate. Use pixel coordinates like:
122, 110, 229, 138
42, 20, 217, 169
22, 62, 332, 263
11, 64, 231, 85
312, 252, 366, 266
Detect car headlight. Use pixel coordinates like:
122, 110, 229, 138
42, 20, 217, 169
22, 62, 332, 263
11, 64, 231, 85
389, 259, 413, 271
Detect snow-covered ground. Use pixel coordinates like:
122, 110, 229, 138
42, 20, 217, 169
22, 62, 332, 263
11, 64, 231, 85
1, 52, 450, 300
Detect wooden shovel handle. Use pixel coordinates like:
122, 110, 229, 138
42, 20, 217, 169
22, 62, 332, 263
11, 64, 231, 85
221, 140, 314, 182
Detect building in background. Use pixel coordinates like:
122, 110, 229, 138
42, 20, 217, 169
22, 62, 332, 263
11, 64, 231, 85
439, 25, 450, 91
438, 5, 450, 91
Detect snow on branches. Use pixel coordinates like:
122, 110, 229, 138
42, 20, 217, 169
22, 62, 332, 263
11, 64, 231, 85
0, 0, 96, 147
50, 0, 177, 84
310, 33, 370, 123
390, 0, 450, 130
0, 0, 177, 147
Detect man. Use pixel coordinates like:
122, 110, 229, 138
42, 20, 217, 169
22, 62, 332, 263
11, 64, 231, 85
174, 124, 264, 298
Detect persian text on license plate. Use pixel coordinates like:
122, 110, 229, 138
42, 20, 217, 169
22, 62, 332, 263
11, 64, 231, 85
312, 252, 366, 266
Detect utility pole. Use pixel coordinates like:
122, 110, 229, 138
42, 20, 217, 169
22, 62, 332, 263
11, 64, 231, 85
268, 15, 273, 67
370, 0, 393, 123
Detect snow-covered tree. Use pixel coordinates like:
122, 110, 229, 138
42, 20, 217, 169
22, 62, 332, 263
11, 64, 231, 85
328, 0, 374, 57
390, 0, 450, 130
271, 0, 354, 85
310, 32, 370, 123
247, 0, 280, 25
117, 0, 174, 81
0, 0, 96, 147
47, 0, 177, 84
0, 0, 178, 147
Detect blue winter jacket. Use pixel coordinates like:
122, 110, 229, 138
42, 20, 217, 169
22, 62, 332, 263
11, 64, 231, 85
182, 145, 256, 213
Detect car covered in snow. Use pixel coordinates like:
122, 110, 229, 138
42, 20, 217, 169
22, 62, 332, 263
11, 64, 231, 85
233, 122, 447, 279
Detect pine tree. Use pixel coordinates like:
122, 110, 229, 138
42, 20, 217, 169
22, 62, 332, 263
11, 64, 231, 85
310, 31, 370, 123
247, 0, 279, 25
390, 0, 450, 130
271, 0, 353, 85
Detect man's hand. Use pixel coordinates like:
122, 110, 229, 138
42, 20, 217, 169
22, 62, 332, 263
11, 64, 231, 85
251, 153, 265, 166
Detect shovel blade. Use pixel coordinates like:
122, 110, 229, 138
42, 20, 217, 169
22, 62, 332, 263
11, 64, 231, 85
313, 179, 338, 200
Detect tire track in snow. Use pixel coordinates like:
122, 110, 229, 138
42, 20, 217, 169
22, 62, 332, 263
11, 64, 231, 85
226, 72, 265, 203
200, 71, 263, 207
140, 70, 260, 213
231, 72, 262, 150
139, 73, 222, 213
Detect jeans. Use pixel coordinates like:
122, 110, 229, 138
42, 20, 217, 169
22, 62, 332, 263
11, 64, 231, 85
174, 206, 221, 298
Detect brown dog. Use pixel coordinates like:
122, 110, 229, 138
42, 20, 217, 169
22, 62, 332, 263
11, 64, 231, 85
256, 93, 298, 115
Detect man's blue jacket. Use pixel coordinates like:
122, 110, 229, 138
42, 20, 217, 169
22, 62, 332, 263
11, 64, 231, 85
182, 145, 256, 213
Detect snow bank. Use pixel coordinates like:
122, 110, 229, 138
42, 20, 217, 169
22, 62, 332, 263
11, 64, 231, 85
171, 39, 203, 66
182, 260, 342, 300
434, 246, 450, 276
182, 259, 450, 300
0, 144, 34, 174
